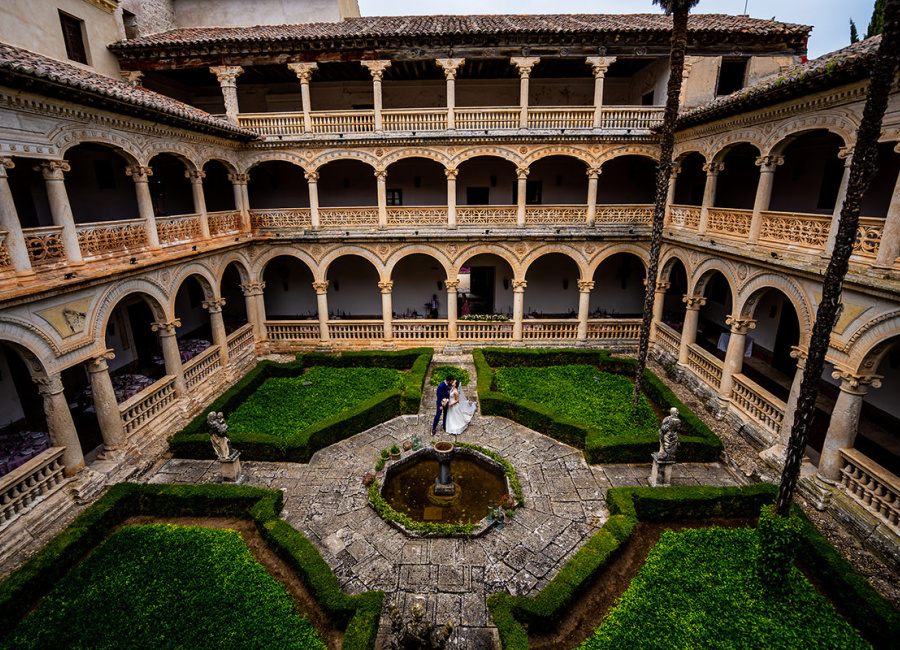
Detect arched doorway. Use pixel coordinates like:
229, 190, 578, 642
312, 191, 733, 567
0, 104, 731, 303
456, 253, 516, 316
262, 256, 317, 320
220, 262, 249, 329
524, 253, 581, 318
390, 254, 448, 318
590, 253, 647, 317
172, 275, 214, 361
0, 342, 53, 477
326, 255, 381, 318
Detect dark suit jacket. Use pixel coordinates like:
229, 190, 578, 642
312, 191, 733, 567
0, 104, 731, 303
436, 381, 451, 408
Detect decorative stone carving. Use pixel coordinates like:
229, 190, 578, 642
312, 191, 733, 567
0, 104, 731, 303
389, 597, 452, 650
655, 281, 671, 293
435, 58, 465, 79
287, 62, 318, 83
586, 167, 602, 178
831, 369, 883, 391
208, 411, 235, 460
702, 162, 725, 175
35, 160, 71, 179
657, 407, 681, 461
725, 315, 757, 334
585, 56, 616, 78
515, 166, 530, 180
511, 280, 527, 292
185, 169, 206, 182
126, 165, 153, 180
510, 56, 540, 77
444, 168, 458, 179
202, 298, 226, 313
241, 281, 266, 296
445, 279, 460, 291
33, 373, 64, 396
304, 171, 320, 183
150, 319, 181, 333
682, 295, 707, 309
577, 280, 595, 292
378, 281, 394, 293
228, 173, 250, 184
312, 281, 329, 295
755, 155, 784, 169
361, 60, 392, 80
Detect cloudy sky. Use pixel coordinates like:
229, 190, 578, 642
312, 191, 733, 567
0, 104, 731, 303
358, 0, 877, 59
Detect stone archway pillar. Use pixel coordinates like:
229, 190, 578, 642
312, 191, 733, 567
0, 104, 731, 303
824, 146, 854, 255
586, 168, 600, 225
718, 315, 756, 401
0, 158, 33, 276
817, 370, 882, 482
436, 59, 464, 130
585, 57, 615, 128
512, 280, 527, 340
228, 173, 250, 232
375, 169, 388, 229
698, 162, 724, 234
516, 167, 529, 227
86, 351, 126, 454
748, 155, 784, 243
152, 320, 186, 397
379, 281, 393, 341
305, 171, 320, 229
126, 165, 161, 250
210, 66, 243, 123
510, 57, 539, 129
874, 143, 900, 268
35, 373, 85, 476
677, 295, 706, 365
287, 62, 318, 133
650, 281, 670, 342
777, 346, 808, 447
446, 279, 459, 340
445, 168, 458, 228
664, 164, 680, 223
240, 281, 267, 341
361, 60, 391, 132
37, 161, 83, 265
187, 170, 210, 239
313, 281, 330, 342
576, 280, 594, 341
203, 298, 230, 371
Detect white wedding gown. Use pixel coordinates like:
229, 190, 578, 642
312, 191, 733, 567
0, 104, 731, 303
445, 387, 477, 435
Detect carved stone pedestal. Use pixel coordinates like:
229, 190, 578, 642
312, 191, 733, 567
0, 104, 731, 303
218, 451, 243, 483
649, 452, 675, 487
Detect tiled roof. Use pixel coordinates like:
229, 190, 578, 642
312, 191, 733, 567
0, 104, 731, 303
678, 36, 881, 128
0, 42, 256, 139
110, 13, 811, 49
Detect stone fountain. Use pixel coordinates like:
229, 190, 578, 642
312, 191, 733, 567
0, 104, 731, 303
432, 441, 455, 496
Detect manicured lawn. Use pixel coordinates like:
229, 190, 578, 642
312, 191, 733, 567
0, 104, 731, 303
227, 366, 405, 441
5, 524, 325, 650
578, 527, 869, 650
493, 365, 659, 439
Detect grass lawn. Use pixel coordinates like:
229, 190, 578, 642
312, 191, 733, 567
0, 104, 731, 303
4, 524, 325, 650
578, 526, 869, 650
493, 365, 659, 439
227, 366, 405, 441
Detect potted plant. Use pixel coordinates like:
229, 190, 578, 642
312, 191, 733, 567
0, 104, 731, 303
380, 448, 390, 461
504, 509, 514, 524
500, 493, 516, 510
375, 458, 386, 472
402, 439, 413, 452
390, 444, 401, 461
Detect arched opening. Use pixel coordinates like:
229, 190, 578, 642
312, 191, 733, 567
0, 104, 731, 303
172, 275, 213, 361
220, 262, 249, 329
65, 143, 140, 223
590, 253, 647, 318
527, 156, 589, 205
848, 339, 900, 475
714, 143, 761, 210
770, 130, 845, 214
673, 152, 706, 206
383, 158, 447, 207
248, 161, 309, 209
5, 156, 53, 229
862, 141, 900, 218
456, 157, 517, 205
524, 253, 581, 318
317, 160, 376, 207
326, 255, 381, 318
597, 155, 656, 204
661, 258, 689, 330
103, 294, 166, 386
261, 256, 317, 320
202, 160, 237, 212
0, 342, 52, 478
390, 254, 448, 318
694, 271, 734, 358
147, 153, 194, 217
457, 253, 516, 316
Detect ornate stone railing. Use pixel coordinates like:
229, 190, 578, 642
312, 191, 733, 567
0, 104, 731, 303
392, 319, 448, 340
522, 319, 579, 339
601, 106, 665, 130
525, 205, 588, 225
265, 320, 320, 341
0, 447, 66, 525
319, 207, 379, 228
456, 206, 517, 226
529, 106, 594, 129
156, 214, 202, 245
759, 210, 830, 252
668, 205, 701, 230
457, 321, 514, 340
237, 112, 305, 137
383, 108, 447, 132
686, 343, 723, 387
208, 210, 243, 235
595, 204, 654, 225
455, 107, 520, 130
310, 110, 375, 134
23, 225, 66, 265
184, 345, 222, 391
853, 217, 884, 259
730, 373, 785, 439
655, 322, 681, 358
839, 448, 900, 531
586, 318, 642, 340
707, 208, 752, 239
227, 323, 255, 360
76, 219, 149, 258
0, 231, 11, 269
250, 208, 312, 229
119, 375, 177, 436
328, 320, 384, 340
387, 206, 447, 227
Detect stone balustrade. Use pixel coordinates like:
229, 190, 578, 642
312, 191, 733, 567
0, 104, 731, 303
586, 319, 642, 340
0, 447, 65, 526
730, 373, 786, 438
183, 345, 223, 391
319, 208, 379, 228
759, 209, 831, 251
655, 322, 681, 358
23, 225, 66, 266
207, 210, 243, 236
839, 448, 900, 532
0, 231, 11, 269
227, 323, 255, 360
706, 208, 753, 239
328, 320, 385, 340
119, 375, 177, 436
392, 320, 449, 340
76, 219, 149, 258
686, 343, 724, 387
250, 208, 312, 229
265, 321, 320, 342
457, 321, 515, 340
156, 214, 202, 245
521, 319, 580, 339
668, 205, 701, 230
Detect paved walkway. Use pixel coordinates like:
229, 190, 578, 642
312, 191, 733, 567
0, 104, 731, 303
145, 354, 741, 649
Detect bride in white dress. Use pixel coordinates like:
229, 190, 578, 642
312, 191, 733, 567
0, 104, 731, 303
445, 379, 477, 435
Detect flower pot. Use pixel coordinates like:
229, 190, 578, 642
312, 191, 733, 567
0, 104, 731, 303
390, 453, 401, 461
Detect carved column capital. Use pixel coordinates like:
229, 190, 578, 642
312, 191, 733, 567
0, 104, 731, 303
361, 60, 392, 80
894, 142, 900, 155
35, 160, 71, 179
790, 345, 809, 369
511, 279, 527, 292
209, 65, 244, 86
87, 349, 116, 373
374, 169, 388, 182
378, 281, 393, 294
287, 62, 318, 83
577, 279, 595, 292
586, 167, 602, 179
516, 166, 530, 180
33, 373, 64, 396
435, 58, 465, 79
585, 56, 616, 78
126, 165, 153, 181
702, 162, 725, 175
240, 281, 266, 296
227, 172, 250, 185
445, 279, 460, 291
682, 295, 707, 310
669, 163, 681, 178
0, 156, 13, 178
151, 319, 181, 334
185, 169, 206, 183
119, 70, 144, 86
838, 146, 855, 164
755, 155, 784, 170
304, 170, 320, 183
510, 56, 540, 77
311, 281, 329, 295
202, 298, 226, 313
832, 368, 883, 393
725, 315, 756, 334
654, 281, 671, 293
444, 168, 459, 180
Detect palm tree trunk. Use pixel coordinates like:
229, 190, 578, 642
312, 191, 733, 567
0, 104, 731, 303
777, 0, 900, 515
633, 7, 689, 409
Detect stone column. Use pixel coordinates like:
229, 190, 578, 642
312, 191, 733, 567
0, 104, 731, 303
825, 146, 854, 255
677, 296, 706, 365
228, 173, 251, 232
379, 281, 393, 341
718, 315, 756, 400
512, 280, 527, 340
86, 350, 126, 453
375, 169, 388, 228
203, 298, 230, 371
446, 279, 459, 339
36, 161, 83, 265
874, 143, 900, 267
748, 155, 784, 243
585, 56, 615, 127
445, 168, 458, 228
777, 346, 808, 447
436, 58, 464, 130
361, 60, 391, 132
34, 373, 84, 476
586, 167, 600, 226
151, 319, 186, 397
287, 62, 318, 132
516, 166, 529, 227
576, 280, 594, 341
186, 169, 210, 239
127, 165, 161, 249
240, 281, 267, 340
302, 171, 320, 229
209, 66, 244, 124
312, 281, 330, 342
817, 370, 882, 482
698, 162, 724, 234
510, 57, 539, 128
0, 158, 33, 276
664, 164, 680, 223
651, 281, 670, 341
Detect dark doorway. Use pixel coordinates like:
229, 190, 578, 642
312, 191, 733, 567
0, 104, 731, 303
469, 267, 496, 314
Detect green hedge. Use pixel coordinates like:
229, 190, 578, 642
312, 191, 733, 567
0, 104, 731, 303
0, 483, 382, 650
488, 484, 900, 650
474, 348, 723, 463
169, 348, 433, 462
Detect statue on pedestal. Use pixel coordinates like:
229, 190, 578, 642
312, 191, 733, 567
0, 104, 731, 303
389, 598, 452, 650
657, 407, 681, 461
207, 411, 234, 460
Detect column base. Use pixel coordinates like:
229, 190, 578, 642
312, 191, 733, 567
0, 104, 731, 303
575, 339, 589, 348
799, 472, 837, 511
381, 340, 397, 351
314, 342, 333, 353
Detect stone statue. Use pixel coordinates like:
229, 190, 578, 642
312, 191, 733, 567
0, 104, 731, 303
657, 407, 681, 461
207, 411, 234, 460
388, 598, 452, 650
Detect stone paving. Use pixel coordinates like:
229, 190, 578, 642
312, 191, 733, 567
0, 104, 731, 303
145, 354, 741, 649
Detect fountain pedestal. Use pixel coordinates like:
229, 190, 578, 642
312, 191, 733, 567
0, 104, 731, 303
433, 441, 456, 496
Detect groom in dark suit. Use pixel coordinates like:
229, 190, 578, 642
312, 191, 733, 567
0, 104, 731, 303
432, 377, 451, 435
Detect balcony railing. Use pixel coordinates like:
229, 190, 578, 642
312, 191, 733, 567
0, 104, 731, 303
156, 214, 202, 245
759, 210, 830, 252
251, 208, 311, 229
328, 320, 384, 340
730, 373, 786, 439
668, 205, 701, 230
525, 205, 588, 225
0, 231, 11, 270
392, 319, 448, 340
0, 447, 66, 525
319, 208, 379, 228
266, 320, 320, 341
655, 322, 681, 358
23, 225, 66, 266
707, 208, 752, 239
839, 448, 900, 532
183, 345, 222, 392
227, 323, 255, 360
586, 319, 642, 340
457, 321, 514, 340
456, 206, 518, 226
686, 343, 723, 388
76, 219, 149, 258
522, 320, 579, 339
208, 210, 243, 236
119, 375, 177, 436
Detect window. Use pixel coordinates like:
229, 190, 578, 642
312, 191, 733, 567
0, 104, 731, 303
716, 59, 747, 96
122, 10, 139, 40
466, 187, 490, 204
641, 91, 655, 106
386, 189, 402, 206
59, 12, 88, 65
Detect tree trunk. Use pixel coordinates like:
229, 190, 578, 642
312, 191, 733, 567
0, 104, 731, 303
777, 0, 900, 515
633, 7, 689, 409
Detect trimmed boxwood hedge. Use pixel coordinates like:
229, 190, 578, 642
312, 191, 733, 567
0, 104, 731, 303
487, 484, 900, 650
169, 348, 433, 462
0, 482, 383, 650
474, 347, 723, 463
